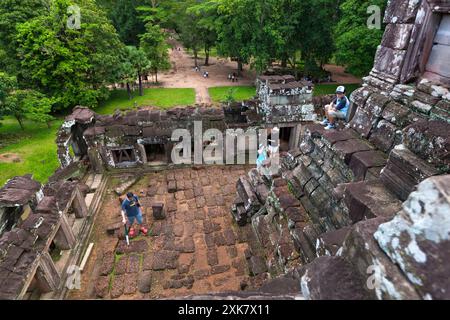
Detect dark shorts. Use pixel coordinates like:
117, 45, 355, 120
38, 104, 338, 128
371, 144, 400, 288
127, 208, 143, 225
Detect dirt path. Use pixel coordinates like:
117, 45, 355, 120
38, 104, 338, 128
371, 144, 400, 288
149, 40, 256, 104
145, 40, 360, 103
322, 64, 362, 84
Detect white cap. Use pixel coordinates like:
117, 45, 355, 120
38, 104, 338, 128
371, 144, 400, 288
336, 86, 345, 93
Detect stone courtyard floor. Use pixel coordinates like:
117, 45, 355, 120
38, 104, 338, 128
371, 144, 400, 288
68, 165, 266, 299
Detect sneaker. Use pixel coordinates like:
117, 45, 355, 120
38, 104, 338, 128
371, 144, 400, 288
140, 226, 148, 235
324, 123, 336, 130
320, 119, 329, 126
128, 227, 136, 238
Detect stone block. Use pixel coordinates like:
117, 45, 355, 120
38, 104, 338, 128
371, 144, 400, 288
369, 120, 399, 152
341, 218, 421, 300
349, 150, 387, 181
374, 175, 450, 299
301, 256, 373, 300
343, 180, 402, 223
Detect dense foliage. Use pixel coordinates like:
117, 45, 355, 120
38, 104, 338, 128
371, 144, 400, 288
0, 0, 385, 128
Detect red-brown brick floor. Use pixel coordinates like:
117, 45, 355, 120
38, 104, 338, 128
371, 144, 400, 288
68, 165, 265, 299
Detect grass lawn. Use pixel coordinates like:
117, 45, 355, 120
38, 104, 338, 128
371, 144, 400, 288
208, 86, 257, 103
96, 88, 196, 115
0, 117, 63, 186
313, 83, 360, 97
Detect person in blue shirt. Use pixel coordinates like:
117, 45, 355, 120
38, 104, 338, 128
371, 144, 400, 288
321, 86, 350, 130
121, 192, 148, 237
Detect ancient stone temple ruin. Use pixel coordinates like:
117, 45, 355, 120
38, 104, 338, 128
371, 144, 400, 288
0, 0, 449, 300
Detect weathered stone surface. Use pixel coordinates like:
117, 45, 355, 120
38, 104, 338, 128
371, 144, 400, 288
123, 273, 138, 295
343, 180, 402, 223
207, 249, 219, 266
259, 275, 301, 295
349, 150, 387, 181
291, 228, 316, 264
152, 203, 166, 220
168, 181, 177, 193
381, 23, 414, 50
127, 255, 140, 273
137, 271, 152, 293
333, 139, 373, 164
116, 239, 149, 254
110, 275, 125, 298
114, 256, 127, 275
301, 256, 373, 300
402, 120, 450, 169
211, 265, 231, 275
316, 227, 351, 257
382, 101, 411, 127
248, 256, 268, 276
372, 46, 406, 79
374, 175, 450, 300
380, 146, 439, 201
383, 0, 420, 24
100, 252, 115, 276
369, 120, 399, 152
95, 276, 110, 298
342, 218, 421, 300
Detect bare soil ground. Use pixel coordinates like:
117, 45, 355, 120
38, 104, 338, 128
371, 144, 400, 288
148, 40, 256, 104
0, 153, 21, 163
323, 64, 362, 84
67, 165, 267, 300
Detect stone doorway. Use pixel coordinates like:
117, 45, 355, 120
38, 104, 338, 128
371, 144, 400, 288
144, 143, 167, 164
279, 126, 293, 152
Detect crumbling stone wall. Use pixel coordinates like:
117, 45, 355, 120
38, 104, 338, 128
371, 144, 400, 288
255, 75, 316, 123
230, 0, 450, 299
0, 175, 89, 299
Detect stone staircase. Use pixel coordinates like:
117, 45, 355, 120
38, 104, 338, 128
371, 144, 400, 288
229, 82, 450, 299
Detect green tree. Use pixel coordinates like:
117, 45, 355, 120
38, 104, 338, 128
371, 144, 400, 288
186, 1, 219, 66
2, 89, 54, 129
0, 71, 17, 104
98, 0, 146, 46
335, 0, 388, 77
15, 0, 124, 110
216, 0, 253, 74
118, 47, 139, 100
0, 0, 49, 74
126, 46, 151, 96
140, 24, 170, 84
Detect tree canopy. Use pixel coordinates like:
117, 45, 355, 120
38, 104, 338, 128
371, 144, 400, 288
0, 0, 385, 120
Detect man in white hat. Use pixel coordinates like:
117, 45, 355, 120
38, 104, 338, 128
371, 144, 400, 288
321, 85, 350, 130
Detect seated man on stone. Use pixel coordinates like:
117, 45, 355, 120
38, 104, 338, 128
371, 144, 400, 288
321, 85, 350, 130
121, 191, 148, 237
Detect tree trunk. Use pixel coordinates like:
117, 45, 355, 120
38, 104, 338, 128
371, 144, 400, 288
46, 121, 51, 129
155, 69, 158, 84
16, 116, 24, 130
138, 73, 143, 96
126, 83, 132, 100
281, 55, 288, 68
194, 50, 198, 68
204, 46, 210, 66
237, 60, 243, 76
